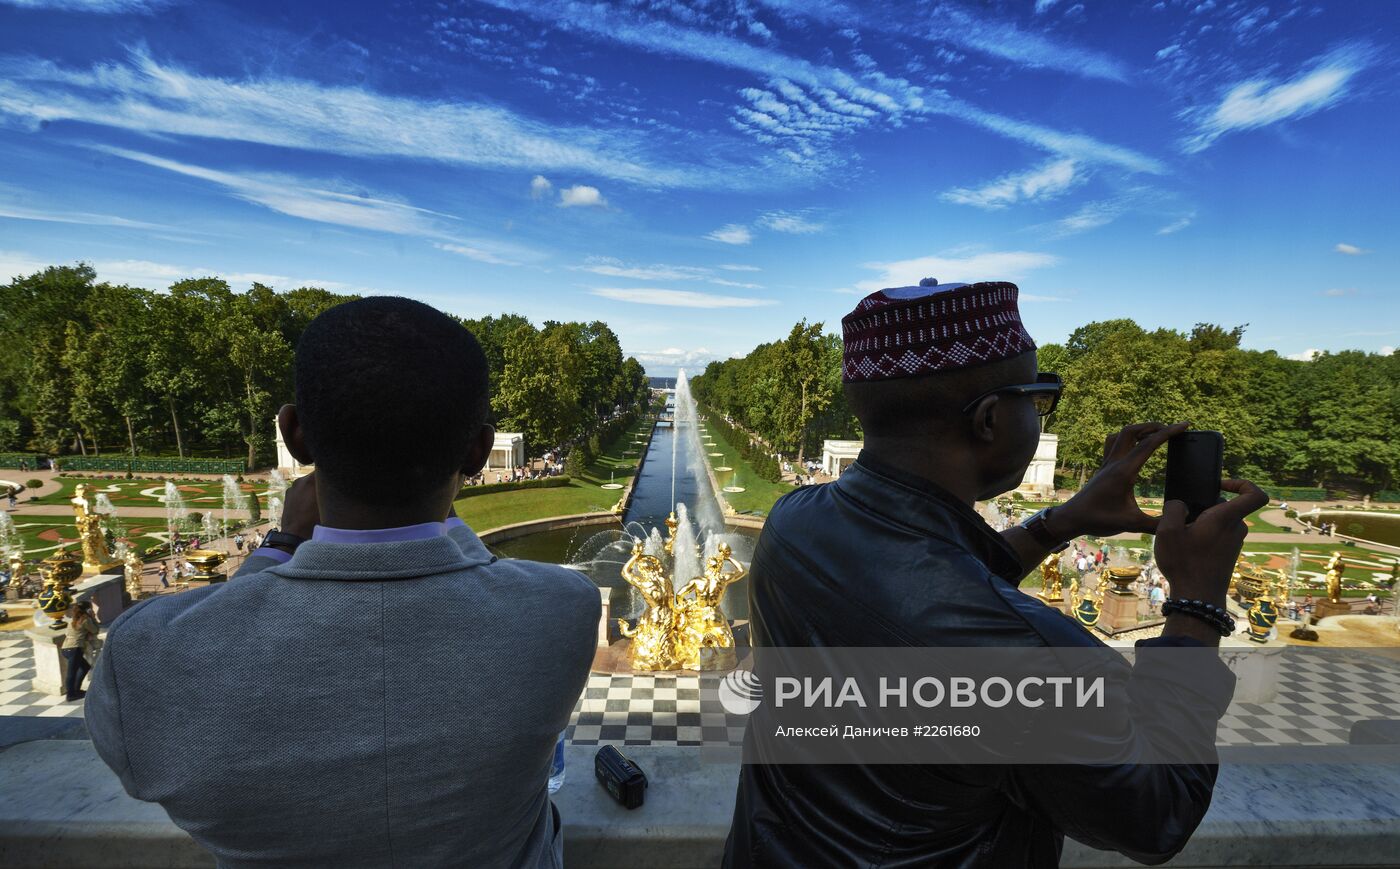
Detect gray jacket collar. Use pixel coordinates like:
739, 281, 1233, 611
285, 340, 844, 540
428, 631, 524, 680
266, 523, 496, 582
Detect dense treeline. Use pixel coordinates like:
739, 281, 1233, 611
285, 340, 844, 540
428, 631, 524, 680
690, 320, 858, 465
0, 264, 649, 468
691, 318, 1400, 496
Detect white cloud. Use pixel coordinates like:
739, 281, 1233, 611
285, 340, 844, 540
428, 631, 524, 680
1287, 348, 1323, 361
1183, 45, 1373, 153
575, 259, 708, 281
97, 146, 456, 237
590, 287, 775, 308
530, 175, 553, 199
0, 0, 170, 11
706, 224, 754, 245
1334, 242, 1367, 255
1321, 288, 1356, 297
435, 243, 520, 267
0, 49, 691, 186
856, 250, 1060, 293
719, 264, 761, 271
1157, 213, 1195, 235
0, 249, 52, 280
757, 210, 825, 234
628, 346, 722, 368
706, 277, 763, 289
1052, 200, 1124, 236
942, 158, 1079, 209
1034, 0, 1064, 13
558, 184, 607, 207
1381, 346, 1396, 356
0, 202, 172, 230
475, 0, 1162, 174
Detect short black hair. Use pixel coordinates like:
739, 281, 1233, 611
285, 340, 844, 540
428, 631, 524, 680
294, 296, 490, 502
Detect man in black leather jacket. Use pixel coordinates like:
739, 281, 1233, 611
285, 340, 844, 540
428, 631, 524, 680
723, 280, 1267, 868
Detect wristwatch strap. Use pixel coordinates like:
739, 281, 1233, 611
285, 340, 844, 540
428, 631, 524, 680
263, 529, 306, 553
1022, 508, 1070, 553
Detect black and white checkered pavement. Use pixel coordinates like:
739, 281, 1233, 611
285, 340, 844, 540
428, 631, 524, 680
5, 630, 1399, 746
0, 629, 86, 718
566, 673, 748, 747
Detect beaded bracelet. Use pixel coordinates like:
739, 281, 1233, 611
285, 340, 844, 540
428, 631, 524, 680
1160, 598, 1235, 637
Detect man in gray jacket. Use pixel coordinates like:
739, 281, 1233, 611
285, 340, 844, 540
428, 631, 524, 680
86, 297, 601, 868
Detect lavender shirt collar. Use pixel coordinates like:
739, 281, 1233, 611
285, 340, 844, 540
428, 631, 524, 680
250, 517, 466, 564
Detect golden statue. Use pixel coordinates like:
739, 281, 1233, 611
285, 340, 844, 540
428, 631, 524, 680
71, 483, 119, 575
674, 542, 747, 670
617, 542, 678, 671
663, 512, 679, 556
1273, 568, 1291, 605
1323, 551, 1346, 604
7, 551, 24, 588
123, 548, 144, 599
1037, 552, 1064, 602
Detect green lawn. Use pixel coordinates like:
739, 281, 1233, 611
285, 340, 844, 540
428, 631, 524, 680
453, 418, 655, 532
26, 476, 263, 509
695, 413, 794, 515
4, 513, 172, 559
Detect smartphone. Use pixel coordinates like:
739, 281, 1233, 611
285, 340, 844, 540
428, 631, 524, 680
1164, 430, 1224, 523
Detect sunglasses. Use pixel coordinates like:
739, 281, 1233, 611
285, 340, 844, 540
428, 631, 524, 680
961, 372, 1063, 417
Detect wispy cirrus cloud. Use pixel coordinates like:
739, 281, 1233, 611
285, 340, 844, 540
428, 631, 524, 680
757, 210, 825, 234
575, 258, 764, 288
1050, 200, 1125, 237
474, 0, 1162, 176
1182, 44, 1375, 153
942, 158, 1080, 209
0, 200, 172, 231
1334, 242, 1368, 255
856, 249, 1060, 293
1157, 213, 1195, 235
95, 146, 542, 265
590, 287, 775, 308
0, 0, 172, 12
706, 224, 754, 245
0, 48, 698, 187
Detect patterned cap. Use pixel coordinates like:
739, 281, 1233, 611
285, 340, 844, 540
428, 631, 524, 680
841, 280, 1036, 382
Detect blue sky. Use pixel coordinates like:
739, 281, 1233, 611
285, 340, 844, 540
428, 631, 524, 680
0, 0, 1395, 376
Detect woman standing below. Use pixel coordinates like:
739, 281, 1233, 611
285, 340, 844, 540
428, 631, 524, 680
62, 601, 99, 702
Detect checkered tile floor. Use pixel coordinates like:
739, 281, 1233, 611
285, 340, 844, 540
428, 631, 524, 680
4, 632, 1398, 746
566, 673, 748, 747
0, 628, 87, 718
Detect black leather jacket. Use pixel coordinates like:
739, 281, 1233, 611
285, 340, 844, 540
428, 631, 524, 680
723, 455, 1234, 868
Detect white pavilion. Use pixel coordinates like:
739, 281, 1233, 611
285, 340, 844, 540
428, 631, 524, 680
821, 433, 1059, 497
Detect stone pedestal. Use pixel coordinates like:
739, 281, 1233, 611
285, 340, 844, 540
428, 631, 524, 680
1314, 600, 1351, 621
1219, 646, 1282, 703
24, 626, 103, 696
1100, 591, 1141, 632
598, 587, 612, 648
70, 571, 126, 626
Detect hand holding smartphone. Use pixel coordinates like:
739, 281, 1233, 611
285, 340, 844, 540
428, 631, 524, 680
1163, 430, 1224, 523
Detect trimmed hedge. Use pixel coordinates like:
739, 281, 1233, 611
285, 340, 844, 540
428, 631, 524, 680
1260, 486, 1326, 501
701, 410, 783, 484
457, 475, 572, 499
0, 453, 43, 469
54, 456, 246, 474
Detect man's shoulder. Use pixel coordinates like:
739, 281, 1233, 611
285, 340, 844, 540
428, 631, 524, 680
483, 558, 598, 604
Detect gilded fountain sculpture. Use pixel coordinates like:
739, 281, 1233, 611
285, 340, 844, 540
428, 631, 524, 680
617, 511, 747, 671
71, 483, 121, 576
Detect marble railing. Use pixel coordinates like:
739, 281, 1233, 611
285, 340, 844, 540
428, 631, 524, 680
2, 739, 1399, 868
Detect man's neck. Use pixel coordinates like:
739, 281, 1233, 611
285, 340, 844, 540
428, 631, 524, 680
861, 437, 980, 506
317, 481, 458, 531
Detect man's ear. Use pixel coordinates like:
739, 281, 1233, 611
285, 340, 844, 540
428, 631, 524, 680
277, 404, 314, 464
969, 395, 999, 444
462, 424, 495, 477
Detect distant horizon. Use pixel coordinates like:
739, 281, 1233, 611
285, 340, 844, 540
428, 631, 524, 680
1, 1, 1395, 379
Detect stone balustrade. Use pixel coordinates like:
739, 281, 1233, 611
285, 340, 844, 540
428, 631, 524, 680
2, 737, 1399, 868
